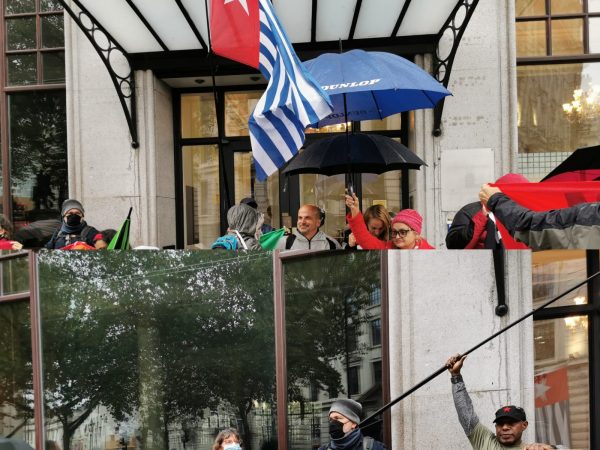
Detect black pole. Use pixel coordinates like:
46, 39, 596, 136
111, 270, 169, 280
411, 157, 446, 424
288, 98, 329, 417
359, 268, 600, 428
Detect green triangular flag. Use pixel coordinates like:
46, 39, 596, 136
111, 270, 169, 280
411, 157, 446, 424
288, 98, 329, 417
108, 207, 132, 250
259, 228, 285, 250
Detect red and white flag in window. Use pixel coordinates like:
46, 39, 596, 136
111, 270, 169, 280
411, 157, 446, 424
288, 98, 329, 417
209, 0, 332, 181
534, 366, 571, 448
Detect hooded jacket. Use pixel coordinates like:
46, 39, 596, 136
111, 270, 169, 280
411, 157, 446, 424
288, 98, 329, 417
226, 204, 262, 250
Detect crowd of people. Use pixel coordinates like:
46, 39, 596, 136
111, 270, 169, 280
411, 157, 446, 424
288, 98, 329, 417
213, 172, 599, 252
3, 171, 598, 252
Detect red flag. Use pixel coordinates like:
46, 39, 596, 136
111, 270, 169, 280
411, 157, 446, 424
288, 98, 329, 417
492, 181, 600, 211
210, 0, 260, 68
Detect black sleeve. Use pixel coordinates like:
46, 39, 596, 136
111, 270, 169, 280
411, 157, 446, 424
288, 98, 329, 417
445, 202, 479, 249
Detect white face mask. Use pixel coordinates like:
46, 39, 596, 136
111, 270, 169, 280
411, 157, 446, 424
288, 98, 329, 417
222, 444, 241, 450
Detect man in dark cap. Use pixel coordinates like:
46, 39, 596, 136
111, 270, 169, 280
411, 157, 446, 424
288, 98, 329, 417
240, 197, 274, 234
447, 354, 560, 450
318, 398, 386, 450
45, 199, 99, 249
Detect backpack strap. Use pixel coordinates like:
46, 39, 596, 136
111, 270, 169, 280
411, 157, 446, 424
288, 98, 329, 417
47, 226, 62, 248
80, 226, 93, 244
285, 234, 296, 249
232, 229, 248, 250
363, 437, 374, 450
326, 237, 337, 250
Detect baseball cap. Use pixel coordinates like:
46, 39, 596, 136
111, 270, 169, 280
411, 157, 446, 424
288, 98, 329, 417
493, 405, 526, 423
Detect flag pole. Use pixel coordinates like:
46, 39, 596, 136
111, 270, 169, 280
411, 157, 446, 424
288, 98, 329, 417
204, 0, 231, 225
359, 268, 600, 428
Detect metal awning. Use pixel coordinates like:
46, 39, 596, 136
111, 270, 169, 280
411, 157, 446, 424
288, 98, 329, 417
58, 0, 480, 147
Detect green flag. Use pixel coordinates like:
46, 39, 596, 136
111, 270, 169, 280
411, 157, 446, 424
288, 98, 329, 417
108, 207, 132, 250
259, 228, 285, 250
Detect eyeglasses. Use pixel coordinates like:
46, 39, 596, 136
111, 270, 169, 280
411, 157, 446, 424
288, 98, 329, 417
391, 228, 413, 238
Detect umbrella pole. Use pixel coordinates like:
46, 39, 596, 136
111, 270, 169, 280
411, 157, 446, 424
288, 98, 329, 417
338, 39, 353, 193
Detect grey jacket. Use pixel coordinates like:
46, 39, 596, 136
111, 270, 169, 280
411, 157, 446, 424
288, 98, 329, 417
488, 193, 600, 250
276, 230, 341, 250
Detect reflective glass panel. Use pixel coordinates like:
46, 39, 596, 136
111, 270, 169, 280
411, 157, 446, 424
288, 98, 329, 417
515, 0, 546, 16
0, 300, 35, 444
6, 17, 36, 50
9, 91, 67, 227
306, 122, 353, 134
5, 0, 35, 15
41, 0, 62, 12
233, 152, 280, 230
0, 257, 29, 294
361, 171, 402, 219
284, 252, 384, 449
532, 250, 587, 308
7, 54, 37, 85
181, 93, 217, 138
551, 19, 583, 55
38, 251, 276, 450
360, 113, 401, 132
516, 21, 547, 57
225, 91, 262, 136
534, 318, 589, 449
42, 51, 65, 83
299, 173, 345, 242
550, 0, 582, 14
517, 63, 600, 178
588, 18, 600, 53
590, 0, 600, 12
41, 15, 64, 48
182, 145, 220, 248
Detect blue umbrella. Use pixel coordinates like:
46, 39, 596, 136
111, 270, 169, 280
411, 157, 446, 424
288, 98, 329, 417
304, 49, 451, 127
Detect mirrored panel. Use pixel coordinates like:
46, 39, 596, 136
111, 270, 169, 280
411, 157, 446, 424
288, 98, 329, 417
283, 252, 385, 449
0, 300, 35, 445
38, 251, 276, 450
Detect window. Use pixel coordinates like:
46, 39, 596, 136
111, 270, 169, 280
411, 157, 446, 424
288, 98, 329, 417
4, 0, 65, 86
516, 0, 600, 180
347, 366, 360, 396
1, 0, 66, 225
532, 250, 599, 449
371, 318, 382, 347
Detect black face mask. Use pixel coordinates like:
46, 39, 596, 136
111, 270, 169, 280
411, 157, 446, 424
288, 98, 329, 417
329, 420, 345, 440
66, 214, 82, 226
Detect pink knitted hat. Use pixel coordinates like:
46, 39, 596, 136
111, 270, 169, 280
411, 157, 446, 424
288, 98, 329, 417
495, 173, 528, 184
392, 209, 423, 234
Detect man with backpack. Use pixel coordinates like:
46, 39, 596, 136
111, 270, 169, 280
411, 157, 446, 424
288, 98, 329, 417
277, 204, 340, 250
319, 399, 386, 450
45, 199, 99, 249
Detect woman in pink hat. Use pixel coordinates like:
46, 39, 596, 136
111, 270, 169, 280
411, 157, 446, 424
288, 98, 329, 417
345, 192, 434, 249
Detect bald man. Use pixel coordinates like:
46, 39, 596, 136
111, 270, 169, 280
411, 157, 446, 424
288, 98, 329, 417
277, 204, 341, 250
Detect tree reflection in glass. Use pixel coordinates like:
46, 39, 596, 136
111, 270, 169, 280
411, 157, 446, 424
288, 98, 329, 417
38, 251, 275, 450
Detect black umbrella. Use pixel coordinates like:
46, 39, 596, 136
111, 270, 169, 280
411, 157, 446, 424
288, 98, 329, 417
0, 438, 35, 450
14, 218, 61, 248
282, 133, 426, 176
541, 145, 600, 182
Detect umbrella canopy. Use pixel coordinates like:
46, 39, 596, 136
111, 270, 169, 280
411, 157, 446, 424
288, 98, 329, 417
0, 438, 34, 450
304, 49, 451, 127
541, 145, 600, 182
14, 218, 61, 248
282, 133, 426, 176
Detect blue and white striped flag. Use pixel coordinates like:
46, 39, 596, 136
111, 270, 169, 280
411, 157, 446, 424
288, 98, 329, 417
250, 0, 332, 181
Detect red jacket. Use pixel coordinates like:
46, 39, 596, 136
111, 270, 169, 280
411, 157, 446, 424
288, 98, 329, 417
347, 213, 435, 250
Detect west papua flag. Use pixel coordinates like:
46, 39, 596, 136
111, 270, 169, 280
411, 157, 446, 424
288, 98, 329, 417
210, 0, 332, 181
534, 366, 571, 447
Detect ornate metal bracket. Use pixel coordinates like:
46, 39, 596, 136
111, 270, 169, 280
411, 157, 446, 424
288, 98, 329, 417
58, 0, 139, 148
432, 0, 480, 137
